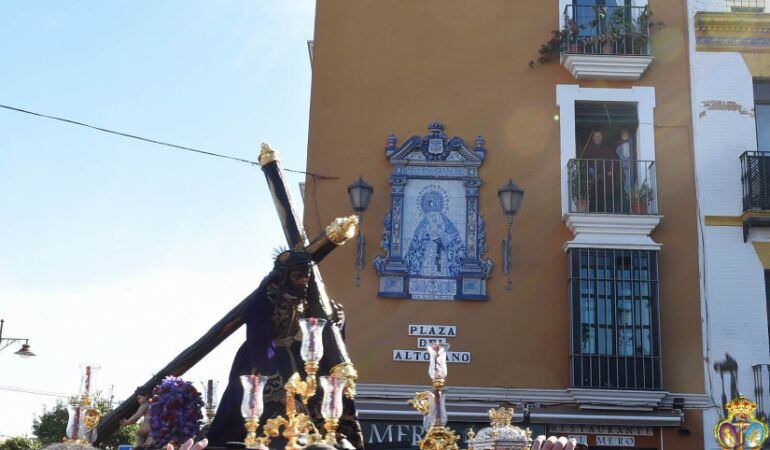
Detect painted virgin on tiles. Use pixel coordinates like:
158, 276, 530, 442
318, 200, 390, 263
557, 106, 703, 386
374, 122, 492, 301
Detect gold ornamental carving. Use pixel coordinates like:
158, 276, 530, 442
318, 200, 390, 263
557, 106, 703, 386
259, 142, 280, 165
326, 215, 359, 245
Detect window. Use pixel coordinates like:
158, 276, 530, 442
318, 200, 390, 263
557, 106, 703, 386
556, 85, 657, 217
569, 248, 662, 390
575, 102, 638, 160
564, 0, 649, 57
743, 81, 770, 211
755, 80, 770, 151
766, 270, 770, 354
568, 101, 657, 214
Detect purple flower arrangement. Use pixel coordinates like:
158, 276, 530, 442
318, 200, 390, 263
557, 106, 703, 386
149, 376, 205, 446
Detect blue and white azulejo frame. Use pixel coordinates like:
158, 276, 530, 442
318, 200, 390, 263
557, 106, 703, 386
373, 122, 493, 301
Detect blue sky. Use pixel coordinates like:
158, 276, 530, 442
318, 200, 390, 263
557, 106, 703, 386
0, 1, 315, 436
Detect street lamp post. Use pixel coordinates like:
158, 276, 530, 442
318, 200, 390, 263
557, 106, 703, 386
0, 319, 36, 358
498, 179, 525, 291
348, 176, 374, 287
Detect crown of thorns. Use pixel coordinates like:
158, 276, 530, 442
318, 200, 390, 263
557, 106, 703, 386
274, 243, 313, 272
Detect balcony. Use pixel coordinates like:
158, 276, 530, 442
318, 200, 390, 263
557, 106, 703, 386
727, 0, 766, 13
754, 364, 770, 420
568, 159, 658, 215
740, 151, 770, 240
563, 158, 661, 250
561, 4, 654, 80
742, 151, 770, 211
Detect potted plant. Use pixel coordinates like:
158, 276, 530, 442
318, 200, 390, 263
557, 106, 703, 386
529, 6, 663, 66
631, 5, 665, 55
570, 164, 594, 213
588, 6, 629, 54
529, 19, 583, 67
628, 180, 653, 214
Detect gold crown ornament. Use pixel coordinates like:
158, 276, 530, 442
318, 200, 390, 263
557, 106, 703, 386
727, 397, 759, 418
715, 395, 769, 450
489, 407, 515, 429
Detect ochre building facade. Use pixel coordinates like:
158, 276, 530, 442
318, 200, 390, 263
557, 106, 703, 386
303, 1, 708, 449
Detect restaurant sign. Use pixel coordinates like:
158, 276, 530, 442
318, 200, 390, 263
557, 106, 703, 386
549, 425, 653, 436
596, 435, 635, 447
362, 420, 545, 450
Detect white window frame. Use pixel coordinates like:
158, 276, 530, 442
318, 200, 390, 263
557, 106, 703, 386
556, 84, 656, 216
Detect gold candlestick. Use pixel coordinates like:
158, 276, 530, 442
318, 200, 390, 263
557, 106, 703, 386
244, 417, 260, 449
324, 419, 339, 444
295, 361, 319, 405
410, 343, 459, 450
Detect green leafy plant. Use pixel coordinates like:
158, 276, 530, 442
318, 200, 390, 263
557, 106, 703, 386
529, 20, 581, 66
0, 437, 39, 450
633, 6, 665, 52
627, 179, 653, 213
530, 6, 664, 66
569, 164, 594, 211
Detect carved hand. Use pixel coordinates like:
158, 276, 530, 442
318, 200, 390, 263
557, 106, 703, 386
330, 299, 345, 327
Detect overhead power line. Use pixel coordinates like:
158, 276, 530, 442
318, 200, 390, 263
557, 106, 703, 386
0, 385, 122, 406
0, 104, 337, 180
0, 384, 69, 399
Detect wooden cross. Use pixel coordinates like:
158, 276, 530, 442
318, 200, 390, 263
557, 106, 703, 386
95, 144, 357, 443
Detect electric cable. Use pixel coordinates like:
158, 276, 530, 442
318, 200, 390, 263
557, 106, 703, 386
0, 104, 337, 180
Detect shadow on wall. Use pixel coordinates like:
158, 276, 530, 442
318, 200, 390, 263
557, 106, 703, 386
714, 353, 739, 416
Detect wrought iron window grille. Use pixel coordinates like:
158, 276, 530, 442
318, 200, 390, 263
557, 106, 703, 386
569, 248, 662, 390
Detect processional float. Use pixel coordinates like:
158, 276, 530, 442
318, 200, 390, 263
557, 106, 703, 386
409, 342, 534, 450
95, 144, 359, 444
240, 317, 351, 449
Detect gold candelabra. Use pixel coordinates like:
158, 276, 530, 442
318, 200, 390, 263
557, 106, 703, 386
410, 344, 460, 450
262, 370, 323, 450
242, 318, 352, 449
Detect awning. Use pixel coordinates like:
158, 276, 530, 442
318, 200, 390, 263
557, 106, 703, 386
357, 400, 682, 427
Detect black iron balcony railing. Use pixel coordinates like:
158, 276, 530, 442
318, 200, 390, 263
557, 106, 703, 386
568, 159, 658, 215
727, 0, 765, 12
753, 364, 770, 420
742, 151, 770, 211
563, 5, 652, 57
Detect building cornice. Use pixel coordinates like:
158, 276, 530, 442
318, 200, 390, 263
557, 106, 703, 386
704, 210, 770, 226
562, 214, 663, 251
695, 12, 770, 52
356, 383, 711, 411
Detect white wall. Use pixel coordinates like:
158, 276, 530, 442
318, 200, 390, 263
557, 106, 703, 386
688, 1, 770, 448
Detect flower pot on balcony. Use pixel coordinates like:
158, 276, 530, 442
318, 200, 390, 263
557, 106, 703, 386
568, 42, 583, 54
574, 199, 589, 213
631, 200, 648, 214
602, 39, 614, 54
